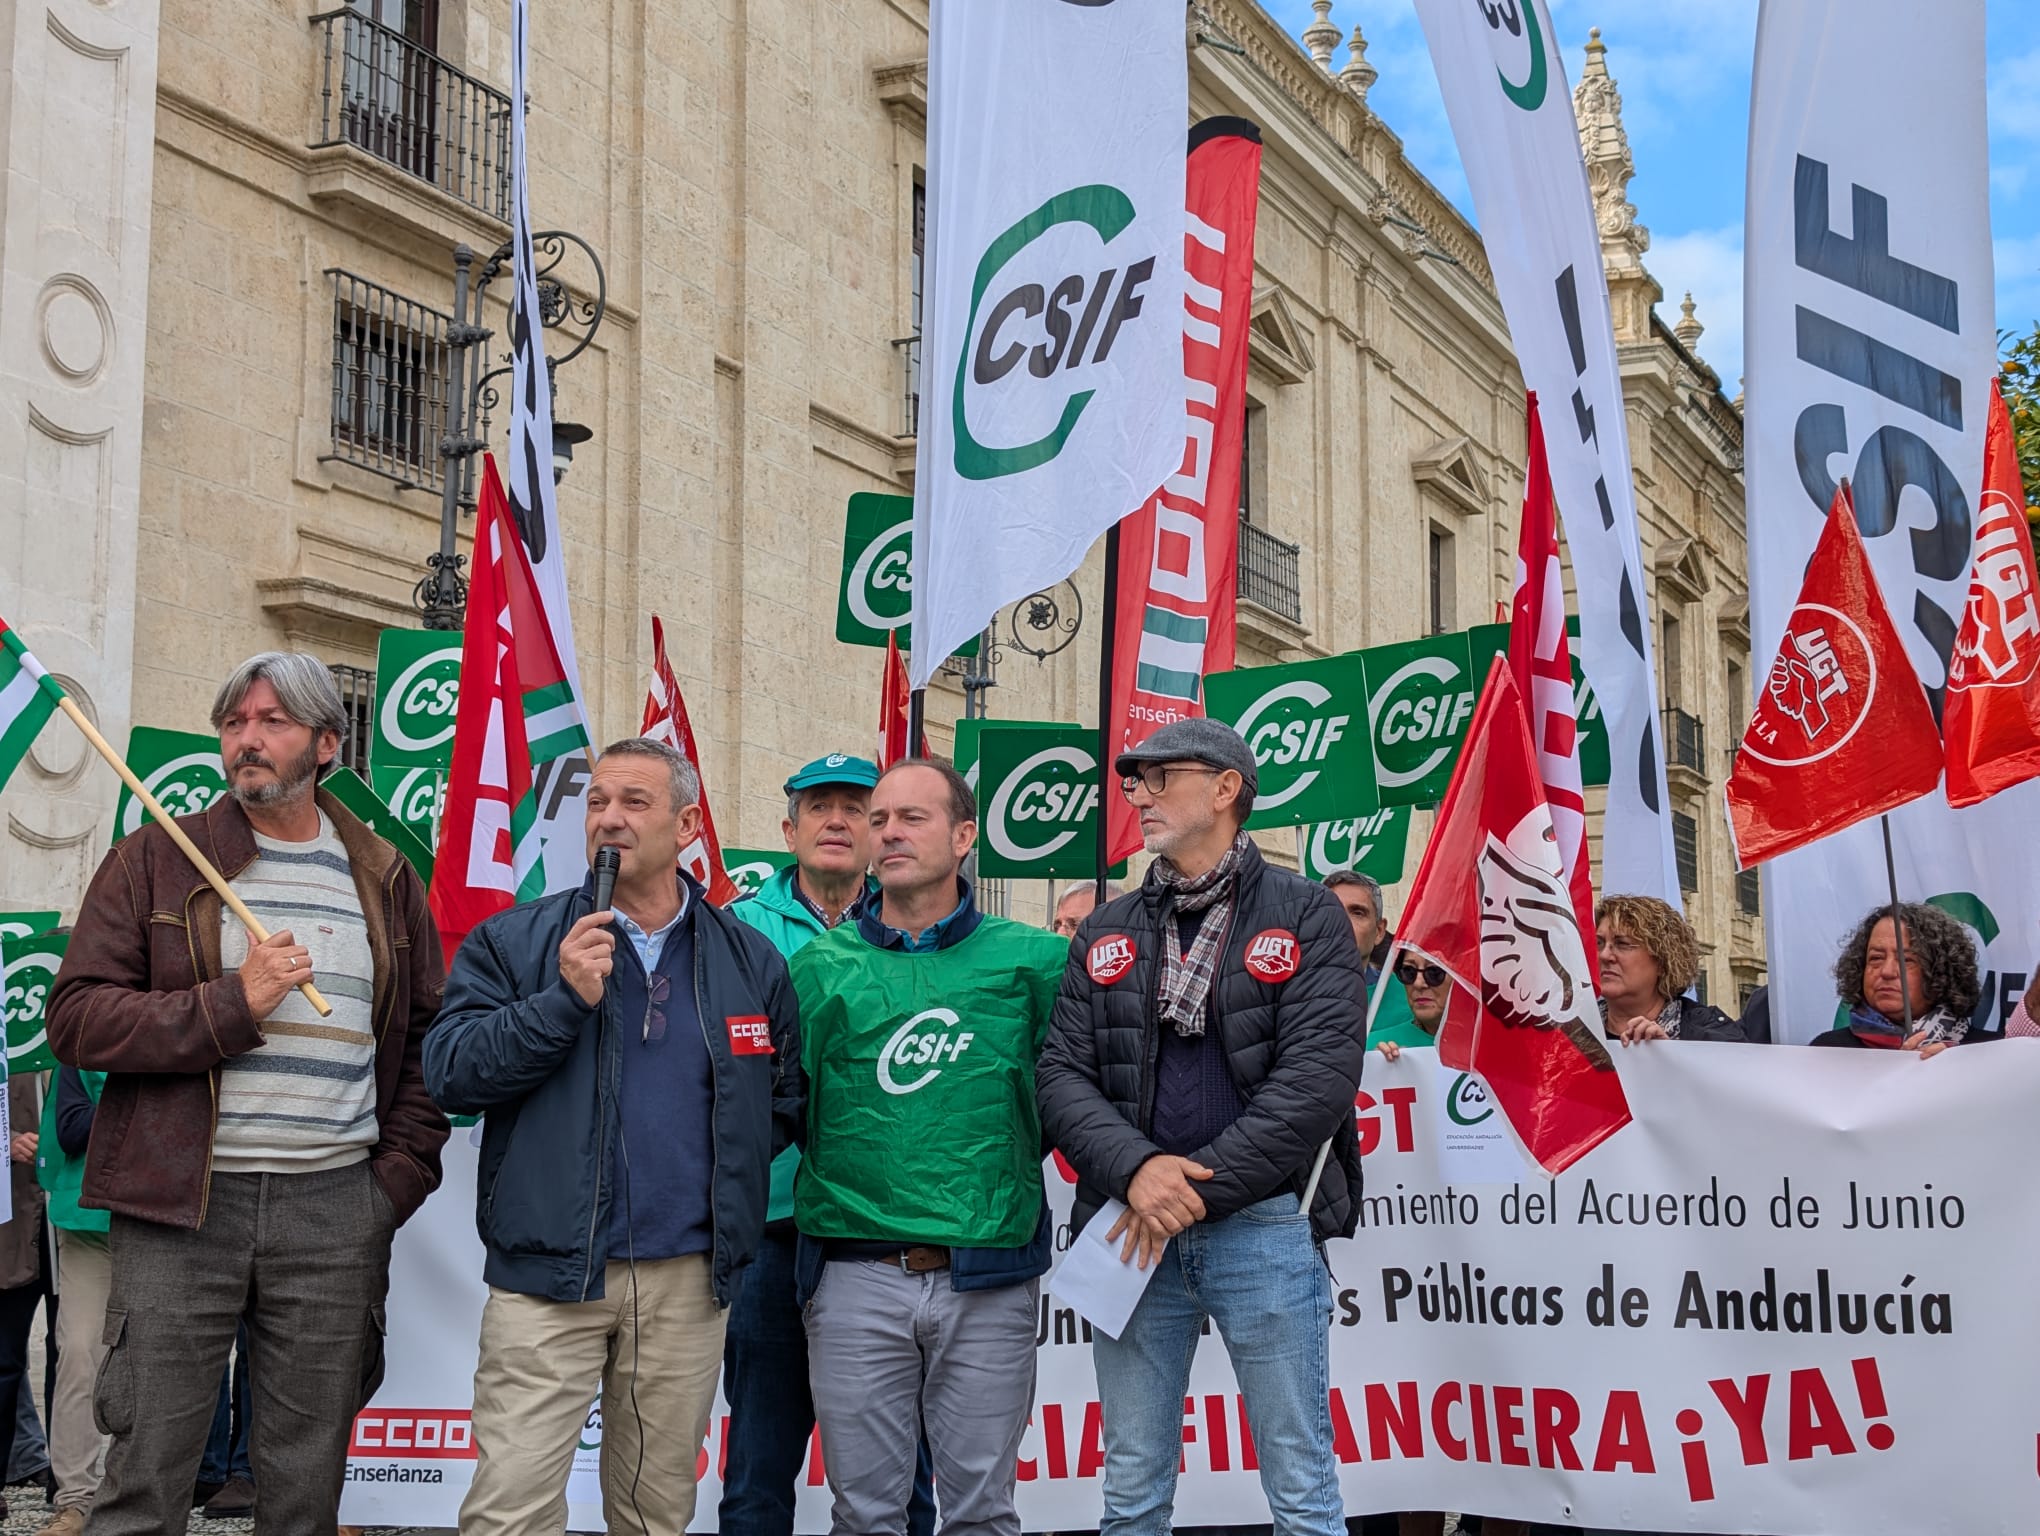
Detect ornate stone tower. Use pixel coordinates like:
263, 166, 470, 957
1573, 28, 1661, 345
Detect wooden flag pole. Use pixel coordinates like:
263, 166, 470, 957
54, 697, 333, 1017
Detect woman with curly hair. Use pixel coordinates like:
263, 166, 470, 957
1811, 901, 1981, 1053
1596, 895, 1747, 1045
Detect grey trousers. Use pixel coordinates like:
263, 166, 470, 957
86, 1162, 396, 1536
805, 1260, 1039, 1536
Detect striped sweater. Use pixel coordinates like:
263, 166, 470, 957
214, 812, 379, 1172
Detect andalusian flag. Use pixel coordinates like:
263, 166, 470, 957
0, 621, 64, 794
428, 455, 592, 956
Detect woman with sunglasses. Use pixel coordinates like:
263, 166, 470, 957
1372, 955, 1452, 1061
1597, 895, 1747, 1045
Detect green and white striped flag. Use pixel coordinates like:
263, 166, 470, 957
0, 620, 64, 794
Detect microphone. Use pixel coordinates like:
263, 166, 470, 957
592, 845, 622, 919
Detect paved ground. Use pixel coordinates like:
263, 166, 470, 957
0, 1509, 449, 1536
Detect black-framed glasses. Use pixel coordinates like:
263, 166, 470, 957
1119, 764, 1222, 799
644, 974, 670, 1043
1395, 962, 1449, 987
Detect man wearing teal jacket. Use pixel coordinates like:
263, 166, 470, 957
721, 754, 938, 1536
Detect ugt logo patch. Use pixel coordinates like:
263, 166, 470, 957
1244, 929, 1299, 983
1088, 934, 1135, 984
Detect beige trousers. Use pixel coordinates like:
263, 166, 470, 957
50, 1227, 113, 1513
457, 1255, 726, 1536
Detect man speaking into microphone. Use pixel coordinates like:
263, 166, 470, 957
425, 736, 803, 1536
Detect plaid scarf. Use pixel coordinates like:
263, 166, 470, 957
1600, 995, 1687, 1038
1151, 830, 1251, 1038
1847, 1002, 1967, 1049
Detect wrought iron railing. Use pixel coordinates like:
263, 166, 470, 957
311, 8, 513, 221
1661, 705, 1706, 775
324, 268, 454, 489
1237, 517, 1302, 625
329, 665, 376, 772
893, 335, 921, 438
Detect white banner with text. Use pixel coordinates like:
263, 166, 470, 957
343, 1045, 2040, 1532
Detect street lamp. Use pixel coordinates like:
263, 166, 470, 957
416, 231, 608, 628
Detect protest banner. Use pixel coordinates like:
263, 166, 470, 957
976, 724, 1124, 882
722, 848, 795, 900
0, 913, 57, 944
1204, 651, 1374, 828
371, 765, 445, 849
323, 768, 435, 886
1297, 807, 1413, 885
343, 1044, 2040, 1531
835, 495, 978, 656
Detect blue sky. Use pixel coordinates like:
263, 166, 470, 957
1259, 0, 2040, 391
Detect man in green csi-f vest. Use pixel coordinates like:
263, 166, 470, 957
791, 757, 1066, 1536
722, 752, 932, 1536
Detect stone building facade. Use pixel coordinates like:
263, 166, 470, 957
0, 0, 1761, 998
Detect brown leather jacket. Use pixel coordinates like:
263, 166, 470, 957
48, 787, 450, 1230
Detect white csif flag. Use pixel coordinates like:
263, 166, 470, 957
506, 0, 592, 892
909, 0, 1188, 687
1745, 0, 2017, 1040
1412, 0, 1679, 907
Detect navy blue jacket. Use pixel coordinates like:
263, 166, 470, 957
424, 873, 804, 1306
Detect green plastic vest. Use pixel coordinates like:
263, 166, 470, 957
37, 1070, 108, 1235
790, 915, 1067, 1248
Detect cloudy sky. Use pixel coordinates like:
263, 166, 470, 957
1257, 0, 2038, 391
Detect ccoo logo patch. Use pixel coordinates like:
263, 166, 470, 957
1088, 934, 1135, 984
1244, 929, 1299, 983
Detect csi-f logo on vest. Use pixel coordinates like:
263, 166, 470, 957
953, 186, 1163, 482
879, 1007, 976, 1095
1244, 929, 1299, 983
1746, 604, 1876, 767
1088, 934, 1135, 985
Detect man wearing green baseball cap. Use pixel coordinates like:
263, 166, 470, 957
721, 753, 934, 1536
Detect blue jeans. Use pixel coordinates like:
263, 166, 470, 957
719, 1231, 934, 1536
1094, 1195, 1340, 1536
199, 1322, 252, 1485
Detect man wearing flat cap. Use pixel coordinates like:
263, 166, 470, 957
1037, 717, 1369, 1536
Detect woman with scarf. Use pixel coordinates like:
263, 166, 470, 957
1810, 902, 1980, 1054
1598, 895, 1747, 1045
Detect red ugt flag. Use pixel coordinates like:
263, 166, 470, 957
1726, 482, 1943, 867
1943, 378, 2040, 808
1508, 391, 1594, 953
641, 616, 739, 906
1397, 659, 1630, 1176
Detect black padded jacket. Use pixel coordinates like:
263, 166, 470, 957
1037, 839, 1369, 1244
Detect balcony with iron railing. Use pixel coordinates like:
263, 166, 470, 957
1661, 704, 1707, 788
1237, 517, 1302, 626
311, 8, 513, 222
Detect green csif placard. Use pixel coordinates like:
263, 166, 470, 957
1203, 652, 1377, 830
975, 724, 1125, 880
723, 848, 797, 900
373, 628, 462, 774
2, 930, 67, 1073
836, 494, 977, 656
323, 768, 435, 887
112, 728, 228, 844
1297, 806, 1414, 885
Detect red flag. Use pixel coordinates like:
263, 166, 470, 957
641, 616, 739, 906
1103, 119, 1261, 864
1398, 658, 1630, 1176
1508, 392, 1594, 953
1944, 378, 2040, 807
879, 629, 912, 769
1726, 482, 1943, 867
429, 456, 590, 956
